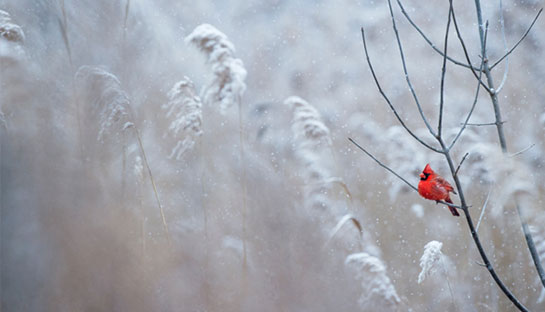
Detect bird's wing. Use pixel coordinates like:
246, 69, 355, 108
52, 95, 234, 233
435, 176, 456, 194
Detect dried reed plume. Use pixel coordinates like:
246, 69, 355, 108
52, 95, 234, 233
0, 9, 25, 128
285, 96, 333, 216
162, 76, 202, 160
75, 66, 171, 242
75, 66, 132, 141
418, 240, 444, 284
0, 10, 25, 43
186, 23, 249, 266
185, 23, 247, 112
345, 253, 400, 309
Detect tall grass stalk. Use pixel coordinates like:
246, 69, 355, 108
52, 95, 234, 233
186, 24, 248, 269
75, 66, 171, 244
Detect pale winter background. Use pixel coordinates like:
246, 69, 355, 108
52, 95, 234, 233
1, 0, 544, 311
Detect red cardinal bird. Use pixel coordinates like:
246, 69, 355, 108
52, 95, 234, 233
418, 164, 459, 216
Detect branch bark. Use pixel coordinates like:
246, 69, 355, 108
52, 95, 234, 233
356, 0, 535, 309
473, 0, 545, 292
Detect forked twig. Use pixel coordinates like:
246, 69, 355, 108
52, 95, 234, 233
448, 57, 485, 151
473, 0, 545, 292
490, 9, 543, 70
450, 12, 493, 94
357, 1, 530, 309
360, 27, 442, 153
454, 152, 469, 177
396, 0, 474, 70
386, 0, 437, 138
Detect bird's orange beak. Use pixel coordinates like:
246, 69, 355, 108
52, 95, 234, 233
419, 172, 425, 179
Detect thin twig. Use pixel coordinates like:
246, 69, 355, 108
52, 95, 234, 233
495, 0, 509, 94
57, 0, 72, 66
134, 127, 171, 245
509, 143, 535, 157
476, 184, 493, 232
122, 0, 131, 43
360, 27, 442, 153
386, 0, 437, 138
447, 24, 487, 151
454, 152, 469, 176
396, 0, 474, 70
474, 0, 545, 293
437, 3, 453, 138
464, 121, 505, 127
451, 8, 493, 94
349, 138, 417, 192
448, 58, 485, 150
348, 138, 462, 209
438, 135, 528, 312
490, 9, 543, 70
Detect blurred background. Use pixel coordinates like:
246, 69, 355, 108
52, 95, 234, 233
1, 0, 544, 311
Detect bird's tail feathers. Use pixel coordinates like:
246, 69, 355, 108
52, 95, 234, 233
446, 196, 459, 217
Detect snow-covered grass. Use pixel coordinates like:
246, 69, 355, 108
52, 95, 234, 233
1, 1, 544, 311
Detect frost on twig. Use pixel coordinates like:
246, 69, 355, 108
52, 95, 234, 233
75, 66, 133, 142
418, 240, 445, 284
346, 253, 400, 309
185, 24, 246, 113
162, 76, 202, 160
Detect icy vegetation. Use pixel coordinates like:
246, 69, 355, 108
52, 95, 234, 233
75, 66, 133, 141
162, 77, 202, 160
185, 23, 247, 113
345, 252, 400, 309
1, 1, 545, 311
418, 240, 444, 284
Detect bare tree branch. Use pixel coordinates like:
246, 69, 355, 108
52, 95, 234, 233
437, 135, 528, 312
447, 20, 489, 151
396, 0, 475, 70
490, 8, 543, 70
438, 3, 453, 138
454, 152, 469, 177
386, 0, 437, 138
476, 184, 493, 232
348, 138, 462, 209
495, 0, 509, 94
356, 1, 532, 309
464, 121, 505, 127
474, 0, 544, 305
348, 138, 417, 192
510, 143, 535, 157
360, 27, 443, 153
448, 54, 485, 150
451, 8, 493, 94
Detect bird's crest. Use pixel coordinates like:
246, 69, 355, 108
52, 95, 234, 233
422, 163, 434, 175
